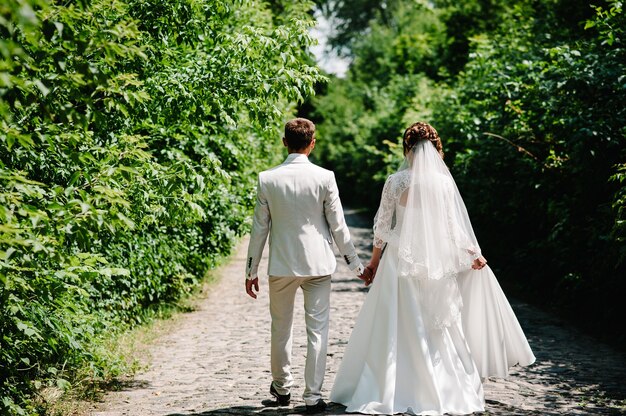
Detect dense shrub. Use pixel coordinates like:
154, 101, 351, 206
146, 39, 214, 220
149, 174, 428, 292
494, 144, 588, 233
0, 0, 322, 413
312, 1, 447, 208
311, 0, 625, 346
434, 0, 625, 339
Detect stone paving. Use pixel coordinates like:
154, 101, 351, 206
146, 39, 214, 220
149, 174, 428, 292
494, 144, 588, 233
92, 210, 626, 416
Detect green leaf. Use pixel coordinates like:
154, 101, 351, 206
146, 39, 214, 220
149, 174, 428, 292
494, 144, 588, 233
56, 378, 71, 390
6, 135, 15, 150
16, 135, 35, 149
68, 171, 82, 186
16, 322, 37, 337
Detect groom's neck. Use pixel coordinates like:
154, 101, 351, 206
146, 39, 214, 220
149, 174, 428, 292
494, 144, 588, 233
284, 137, 315, 156
288, 148, 313, 156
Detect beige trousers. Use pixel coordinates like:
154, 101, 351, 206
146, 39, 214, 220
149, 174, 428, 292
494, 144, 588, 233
269, 275, 331, 406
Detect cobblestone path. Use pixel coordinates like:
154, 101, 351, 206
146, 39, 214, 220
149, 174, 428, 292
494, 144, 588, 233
93, 210, 626, 416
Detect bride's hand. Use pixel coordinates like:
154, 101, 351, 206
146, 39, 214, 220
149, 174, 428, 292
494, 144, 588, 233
364, 264, 378, 286
472, 256, 487, 270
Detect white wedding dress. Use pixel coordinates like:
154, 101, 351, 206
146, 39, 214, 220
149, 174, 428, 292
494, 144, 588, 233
330, 142, 535, 415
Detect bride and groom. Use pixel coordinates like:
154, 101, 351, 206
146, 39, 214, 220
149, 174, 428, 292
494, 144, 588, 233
245, 118, 535, 415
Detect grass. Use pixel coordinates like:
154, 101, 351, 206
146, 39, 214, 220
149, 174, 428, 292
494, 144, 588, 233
40, 240, 236, 416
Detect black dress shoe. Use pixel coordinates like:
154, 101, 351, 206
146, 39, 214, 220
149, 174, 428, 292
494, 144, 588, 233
269, 382, 291, 406
305, 399, 327, 414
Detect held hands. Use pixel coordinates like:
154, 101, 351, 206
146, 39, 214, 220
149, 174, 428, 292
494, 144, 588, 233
472, 256, 488, 270
358, 265, 376, 286
245, 277, 259, 299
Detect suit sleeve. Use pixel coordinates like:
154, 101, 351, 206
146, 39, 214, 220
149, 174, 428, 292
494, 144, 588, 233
246, 175, 270, 279
324, 171, 362, 272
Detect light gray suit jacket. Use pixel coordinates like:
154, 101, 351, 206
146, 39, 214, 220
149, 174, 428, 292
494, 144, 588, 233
246, 153, 361, 278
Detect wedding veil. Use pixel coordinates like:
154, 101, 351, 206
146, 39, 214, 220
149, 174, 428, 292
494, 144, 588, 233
397, 139, 481, 279
373, 139, 482, 328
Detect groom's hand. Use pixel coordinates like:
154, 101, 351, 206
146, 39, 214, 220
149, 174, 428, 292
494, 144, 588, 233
246, 277, 259, 299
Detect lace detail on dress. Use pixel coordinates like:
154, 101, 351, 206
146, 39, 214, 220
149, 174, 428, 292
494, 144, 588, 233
414, 274, 464, 330
373, 171, 410, 248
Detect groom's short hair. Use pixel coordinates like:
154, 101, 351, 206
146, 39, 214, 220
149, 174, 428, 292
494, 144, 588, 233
284, 118, 315, 151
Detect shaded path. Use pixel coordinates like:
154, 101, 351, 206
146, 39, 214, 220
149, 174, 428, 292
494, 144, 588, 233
92, 210, 626, 415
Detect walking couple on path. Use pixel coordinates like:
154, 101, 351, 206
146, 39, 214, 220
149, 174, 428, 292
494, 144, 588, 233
244, 118, 536, 415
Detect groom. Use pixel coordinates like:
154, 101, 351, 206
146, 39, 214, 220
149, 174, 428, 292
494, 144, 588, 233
245, 118, 364, 413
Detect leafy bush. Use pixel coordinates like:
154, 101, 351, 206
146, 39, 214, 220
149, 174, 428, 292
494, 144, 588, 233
432, 0, 625, 338
312, 0, 625, 347
0, 0, 322, 413
313, 1, 447, 208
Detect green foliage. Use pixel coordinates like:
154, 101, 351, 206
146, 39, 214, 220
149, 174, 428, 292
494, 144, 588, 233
313, 0, 400, 51
349, 1, 447, 83
610, 163, 626, 261
314, 73, 436, 209
311, 0, 625, 347
0, 0, 323, 413
434, 1, 625, 330
313, 2, 448, 208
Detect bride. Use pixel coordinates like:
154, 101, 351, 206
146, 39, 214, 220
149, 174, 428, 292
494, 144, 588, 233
330, 122, 535, 415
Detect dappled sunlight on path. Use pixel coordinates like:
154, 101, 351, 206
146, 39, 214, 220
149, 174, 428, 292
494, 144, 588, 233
93, 209, 625, 415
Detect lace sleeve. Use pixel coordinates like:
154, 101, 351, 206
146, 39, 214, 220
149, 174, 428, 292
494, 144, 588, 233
373, 176, 397, 248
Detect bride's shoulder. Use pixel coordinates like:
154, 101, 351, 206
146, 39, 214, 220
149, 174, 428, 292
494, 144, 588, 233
385, 170, 411, 192
387, 169, 410, 181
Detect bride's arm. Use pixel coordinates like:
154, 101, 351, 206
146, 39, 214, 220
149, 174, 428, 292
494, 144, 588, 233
363, 176, 396, 284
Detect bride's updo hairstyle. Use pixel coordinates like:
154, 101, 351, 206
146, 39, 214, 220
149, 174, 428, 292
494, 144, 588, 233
403, 122, 444, 158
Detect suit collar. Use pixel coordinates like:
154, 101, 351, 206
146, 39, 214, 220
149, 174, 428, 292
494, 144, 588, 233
283, 153, 310, 164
